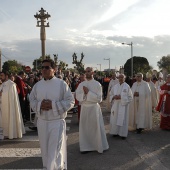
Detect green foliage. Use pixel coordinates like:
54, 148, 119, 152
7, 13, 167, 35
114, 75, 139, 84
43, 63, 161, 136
58, 61, 68, 70
2, 60, 23, 74
72, 52, 85, 74
32, 55, 68, 71
124, 56, 152, 77
32, 56, 43, 70
157, 55, 170, 73
95, 71, 105, 77
32, 55, 51, 70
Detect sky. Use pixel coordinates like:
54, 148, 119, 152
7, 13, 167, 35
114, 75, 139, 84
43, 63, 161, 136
1, 0, 170, 71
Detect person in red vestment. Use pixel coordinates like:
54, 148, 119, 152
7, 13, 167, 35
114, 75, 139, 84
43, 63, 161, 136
75, 73, 86, 122
15, 71, 28, 121
156, 74, 170, 130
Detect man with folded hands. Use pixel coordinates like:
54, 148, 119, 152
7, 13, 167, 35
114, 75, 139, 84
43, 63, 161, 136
129, 73, 152, 134
30, 59, 75, 170
109, 74, 133, 139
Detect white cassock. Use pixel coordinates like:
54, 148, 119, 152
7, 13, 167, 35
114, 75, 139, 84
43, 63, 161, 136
129, 80, 152, 130
106, 78, 119, 111
1, 80, 25, 139
29, 77, 75, 170
76, 78, 109, 153
109, 82, 133, 137
147, 81, 158, 108
155, 80, 165, 100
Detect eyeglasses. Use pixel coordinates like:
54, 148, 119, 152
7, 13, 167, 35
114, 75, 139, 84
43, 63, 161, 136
41, 66, 52, 70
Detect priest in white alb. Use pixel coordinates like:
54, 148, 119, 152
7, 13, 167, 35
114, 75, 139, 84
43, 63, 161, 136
129, 73, 152, 134
146, 72, 158, 110
109, 74, 133, 139
0, 71, 25, 139
155, 72, 165, 100
76, 67, 109, 154
106, 72, 119, 112
29, 59, 75, 170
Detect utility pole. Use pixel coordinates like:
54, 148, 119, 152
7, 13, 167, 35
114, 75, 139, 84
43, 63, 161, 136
97, 64, 101, 76
34, 8, 51, 60
122, 42, 133, 77
104, 58, 110, 74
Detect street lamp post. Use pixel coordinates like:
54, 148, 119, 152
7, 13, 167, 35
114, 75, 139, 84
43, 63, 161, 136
122, 42, 133, 77
104, 58, 110, 73
97, 64, 101, 76
97, 64, 101, 72
34, 8, 51, 60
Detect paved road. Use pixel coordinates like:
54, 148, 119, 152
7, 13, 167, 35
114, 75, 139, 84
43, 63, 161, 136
0, 102, 170, 170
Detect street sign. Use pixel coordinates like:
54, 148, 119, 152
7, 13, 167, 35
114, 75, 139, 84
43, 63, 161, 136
25, 66, 31, 73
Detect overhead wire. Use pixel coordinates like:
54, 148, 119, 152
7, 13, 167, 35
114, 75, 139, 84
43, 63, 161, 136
1, 53, 33, 64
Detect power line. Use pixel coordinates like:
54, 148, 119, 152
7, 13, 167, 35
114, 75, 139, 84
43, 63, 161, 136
1, 53, 33, 64
1, 53, 11, 60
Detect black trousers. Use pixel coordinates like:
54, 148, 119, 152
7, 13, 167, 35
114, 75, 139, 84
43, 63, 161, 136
19, 94, 29, 120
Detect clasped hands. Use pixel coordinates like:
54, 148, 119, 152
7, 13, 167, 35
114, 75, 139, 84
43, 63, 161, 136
113, 95, 121, 100
134, 92, 139, 97
40, 99, 52, 111
164, 90, 170, 94
83, 86, 89, 94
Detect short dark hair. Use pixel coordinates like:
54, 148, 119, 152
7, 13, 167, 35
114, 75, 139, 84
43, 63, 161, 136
80, 73, 85, 76
18, 71, 25, 76
42, 59, 56, 69
1, 71, 10, 77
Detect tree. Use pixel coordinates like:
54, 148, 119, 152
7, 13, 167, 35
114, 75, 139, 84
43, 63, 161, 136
95, 71, 105, 77
157, 55, 170, 73
2, 60, 23, 74
72, 52, 85, 73
124, 56, 152, 77
58, 61, 68, 70
32, 56, 43, 70
32, 55, 51, 70
32, 54, 68, 71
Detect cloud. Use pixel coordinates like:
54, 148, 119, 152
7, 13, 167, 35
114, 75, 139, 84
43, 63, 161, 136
1, 34, 170, 71
1, 0, 170, 72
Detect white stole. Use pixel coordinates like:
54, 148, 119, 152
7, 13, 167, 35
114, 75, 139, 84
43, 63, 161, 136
113, 83, 129, 126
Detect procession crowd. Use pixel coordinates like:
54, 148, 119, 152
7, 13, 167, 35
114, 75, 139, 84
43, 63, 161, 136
0, 59, 170, 170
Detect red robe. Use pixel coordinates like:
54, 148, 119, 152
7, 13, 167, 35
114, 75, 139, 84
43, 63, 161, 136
156, 83, 170, 130
156, 83, 170, 114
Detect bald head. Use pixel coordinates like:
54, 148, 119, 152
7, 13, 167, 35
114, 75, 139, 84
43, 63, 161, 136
85, 67, 94, 80
118, 74, 126, 84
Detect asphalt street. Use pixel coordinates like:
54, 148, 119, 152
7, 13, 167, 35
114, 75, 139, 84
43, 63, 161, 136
0, 101, 170, 170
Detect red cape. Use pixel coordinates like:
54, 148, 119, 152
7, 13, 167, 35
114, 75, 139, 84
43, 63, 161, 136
156, 83, 170, 115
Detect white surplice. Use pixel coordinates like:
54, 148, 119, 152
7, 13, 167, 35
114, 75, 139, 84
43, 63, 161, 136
147, 81, 158, 108
76, 78, 109, 153
129, 80, 152, 130
106, 78, 119, 111
29, 77, 75, 170
155, 80, 165, 100
109, 82, 133, 137
1, 80, 25, 139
